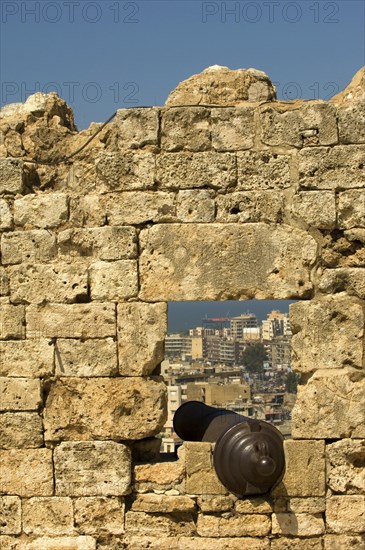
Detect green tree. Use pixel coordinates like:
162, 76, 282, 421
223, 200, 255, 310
242, 343, 267, 374
285, 371, 300, 393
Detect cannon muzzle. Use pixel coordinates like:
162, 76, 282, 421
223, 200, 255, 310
173, 401, 285, 497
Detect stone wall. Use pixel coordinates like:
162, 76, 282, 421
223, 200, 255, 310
0, 66, 364, 549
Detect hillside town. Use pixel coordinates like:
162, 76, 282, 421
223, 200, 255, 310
160, 310, 298, 453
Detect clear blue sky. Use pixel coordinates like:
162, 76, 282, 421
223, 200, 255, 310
1, 0, 364, 129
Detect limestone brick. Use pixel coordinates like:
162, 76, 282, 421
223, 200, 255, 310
139, 224, 317, 301
74, 497, 125, 535
44, 377, 167, 442
21, 536, 96, 550
134, 459, 185, 492
0, 304, 25, 339
69, 194, 106, 227
0, 496, 21, 534
0, 377, 42, 411
337, 101, 365, 143
131, 494, 196, 513
0, 158, 24, 194
161, 107, 211, 151
0, 448, 53, 496
115, 107, 160, 149
235, 498, 273, 514
271, 513, 325, 536
124, 536, 270, 549
292, 369, 365, 438
176, 190, 215, 222
338, 189, 365, 229
318, 268, 365, 298
54, 441, 131, 496
326, 439, 365, 494
22, 497, 74, 535
273, 440, 325, 497
0, 339, 53, 376
8, 263, 88, 304
210, 106, 255, 151
271, 537, 322, 550
0, 199, 12, 229
237, 150, 291, 189
326, 495, 365, 533
89, 260, 138, 301
117, 302, 167, 376
291, 191, 336, 229
55, 338, 117, 376
274, 498, 325, 514
216, 191, 283, 223
0, 267, 9, 296
124, 510, 196, 536
1, 230, 56, 265
298, 145, 365, 189
104, 191, 176, 225
197, 514, 271, 537
324, 534, 365, 549
156, 152, 236, 190
0, 412, 43, 448
197, 495, 236, 513
58, 227, 137, 260
14, 192, 68, 228
26, 303, 116, 339
96, 151, 155, 190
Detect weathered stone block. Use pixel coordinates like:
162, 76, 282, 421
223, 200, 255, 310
14, 193, 68, 228
326, 439, 365, 494
0, 304, 25, 339
104, 192, 176, 225
69, 194, 106, 227
273, 440, 325, 497
272, 513, 324, 536
0, 159, 24, 194
123, 537, 269, 550
318, 268, 365, 299
299, 103, 338, 145
131, 494, 196, 513
8, 263, 88, 304
235, 498, 273, 514
176, 190, 215, 222
271, 537, 322, 549
290, 296, 364, 372
117, 302, 167, 376
74, 497, 125, 535
58, 227, 137, 260
44, 377, 167, 442
211, 107, 255, 151
134, 459, 185, 492
0, 268, 9, 296
55, 338, 117, 376
96, 151, 155, 190
89, 260, 138, 301
291, 191, 336, 229
21, 536, 96, 550
116, 107, 159, 149
185, 442, 212, 476
299, 145, 365, 189
324, 534, 365, 549
260, 106, 301, 147
292, 369, 365, 438
0, 496, 21, 534
326, 495, 365, 533
337, 101, 365, 143
0, 448, 53, 496
139, 224, 317, 300
125, 510, 196, 536
274, 498, 325, 514
156, 152, 236, 190
0, 339, 53, 377
26, 303, 116, 339
0, 377, 42, 411
23, 497, 74, 535
216, 191, 283, 223
1, 230, 56, 265
338, 189, 365, 229
161, 107, 211, 151
0, 199, 12, 229
237, 151, 291, 190
197, 496, 236, 513
54, 441, 131, 496
0, 412, 43, 448
197, 514, 271, 537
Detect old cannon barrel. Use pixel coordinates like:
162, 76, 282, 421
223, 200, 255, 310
173, 401, 285, 497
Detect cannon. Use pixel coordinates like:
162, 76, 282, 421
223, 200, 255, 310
173, 401, 285, 497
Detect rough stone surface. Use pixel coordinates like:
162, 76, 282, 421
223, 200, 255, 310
197, 496, 236, 513
0, 159, 24, 194
326, 439, 365, 494
318, 268, 365, 298
0, 377, 42, 411
123, 536, 269, 549
131, 494, 196, 513
274, 498, 325, 514
21, 536, 97, 550
330, 66, 365, 105
55, 338, 117, 377
58, 227, 137, 260
291, 191, 336, 229
1, 230, 56, 265
235, 498, 273, 514
337, 100, 365, 143
0, 412, 43, 448
89, 260, 138, 301
165, 65, 276, 106
117, 302, 167, 376
74, 497, 125, 535
139, 224, 317, 300
115, 107, 159, 149
271, 537, 322, 549
134, 459, 185, 491
0, 338, 53, 378
44, 377, 167, 442
272, 513, 325, 536
161, 107, 211, 152
236, 151, 291, 189
197, 514, 271, 537
338, 189, 365, 229
96, 151, 155, 190
54, 441, 131, 496
104, 192, 176, 225
216, 191, 283, 223
0, 448, 53, 496
14, 193, 68, 228
211, 107, 255, 150
176, 190, 215, 222
0, 304, 25, 339
0, 496, 21, 535
26, 303, 116, 339
324, 534, 365, 549
0, 199, 12, 229
292, 370, 365, 438
0, 267, 9, 296
326, 495, 365, 533
23, 497, 74, 535
125, 510, 196, 536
